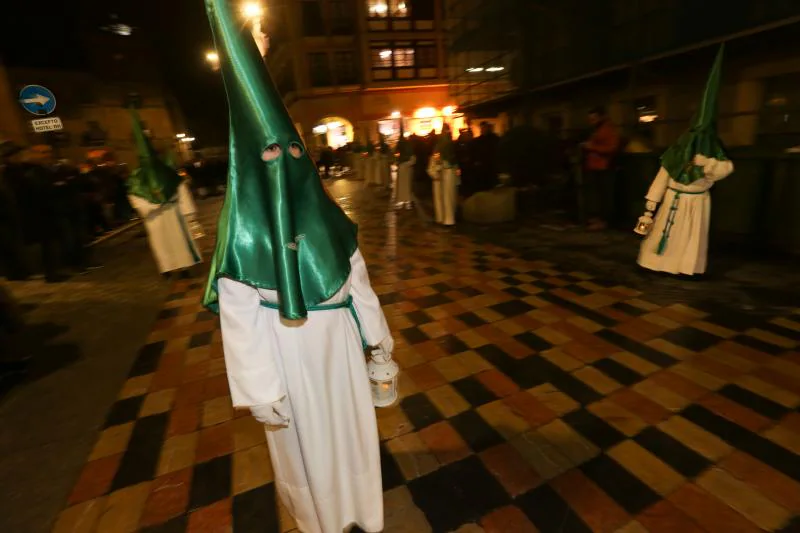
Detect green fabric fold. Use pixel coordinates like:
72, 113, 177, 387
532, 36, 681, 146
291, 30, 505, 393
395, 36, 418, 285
202, 0, 358, 320
660, 45, 729, 185
127, 108, 182, 205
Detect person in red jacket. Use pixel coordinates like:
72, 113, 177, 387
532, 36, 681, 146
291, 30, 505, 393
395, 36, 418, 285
582, 106, 620, 230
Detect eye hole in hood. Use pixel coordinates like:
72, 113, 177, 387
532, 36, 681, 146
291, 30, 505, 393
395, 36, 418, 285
262, 143, 282, 162
288, 142, 304, 159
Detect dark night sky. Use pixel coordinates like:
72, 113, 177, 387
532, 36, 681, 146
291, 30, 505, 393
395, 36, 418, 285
0, 0, 229, 146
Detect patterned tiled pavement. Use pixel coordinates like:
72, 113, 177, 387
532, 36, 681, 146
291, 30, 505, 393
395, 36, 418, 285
51, 178, 800, 533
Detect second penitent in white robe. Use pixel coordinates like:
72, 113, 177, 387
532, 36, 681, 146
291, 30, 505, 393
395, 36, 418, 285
128, 182, 202, 273
638, 156, 733, 275
218, 248, 390, 533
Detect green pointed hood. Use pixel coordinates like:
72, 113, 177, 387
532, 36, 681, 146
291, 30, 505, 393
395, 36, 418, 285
661, 45, 728, 185
202, 0, 357, 319
378, 129, 390, 154
434, 127, 457, 166
127, 108, 182, 204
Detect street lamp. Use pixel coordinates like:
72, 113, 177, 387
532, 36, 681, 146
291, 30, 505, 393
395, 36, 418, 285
241, 2, 263, 19
205, 50, 220, 70
240, 2, 268, 57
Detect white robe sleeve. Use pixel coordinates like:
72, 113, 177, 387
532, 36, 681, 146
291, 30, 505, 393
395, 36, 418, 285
177, 182, 198, 217
128, 194, 159, 218
645, 166, 671, 204
349, 248, 391, 347
705, 159, 734, 182
218, 277, 286, 407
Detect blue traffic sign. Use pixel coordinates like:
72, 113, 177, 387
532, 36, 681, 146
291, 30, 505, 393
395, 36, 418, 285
19, 85, 56, 116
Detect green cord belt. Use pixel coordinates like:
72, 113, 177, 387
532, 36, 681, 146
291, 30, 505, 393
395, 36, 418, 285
259, 295, 367, 349
655, 186, 706, 256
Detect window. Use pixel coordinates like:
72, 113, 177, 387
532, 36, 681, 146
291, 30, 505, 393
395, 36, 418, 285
370, 41, 438, 79
302, 0, 325, 36
334, 51, 359, 85
393, 48, 414, 67
309, 52, 332, 87
415, 42, 436, 68
371, 47, 393, 69
367, 0, 389, 18
330, 0, 355, 34
390, 0, 409, 18
371, 46, 414, 68
410, 0, 433, 19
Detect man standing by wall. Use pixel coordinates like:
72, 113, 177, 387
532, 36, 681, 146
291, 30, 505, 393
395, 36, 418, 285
582, 106, 620, 230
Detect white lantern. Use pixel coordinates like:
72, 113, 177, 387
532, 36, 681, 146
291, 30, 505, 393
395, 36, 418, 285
634, 211, 654, 236
367, 352, 399, 408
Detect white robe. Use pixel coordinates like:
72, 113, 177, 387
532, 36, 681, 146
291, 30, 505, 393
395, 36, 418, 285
368, 154, 381, 186
353, 154, 365, 181
378, 154, 391, 187
429, 159, 458, 226
395, 157, 415, 206
128, 182, 202, 273
217, 248, 390, 533
638, 156, 733, 275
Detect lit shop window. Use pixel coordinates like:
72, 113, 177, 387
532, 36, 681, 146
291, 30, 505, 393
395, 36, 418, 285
391, 0, 409, 17
393, 48, 414, 67
372, 48, 393, 68
367, 0, 388, 18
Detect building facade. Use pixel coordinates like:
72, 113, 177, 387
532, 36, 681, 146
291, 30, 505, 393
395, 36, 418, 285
266, 0, 465, 149
0, 8, 185, 167
445, 0, 800, 149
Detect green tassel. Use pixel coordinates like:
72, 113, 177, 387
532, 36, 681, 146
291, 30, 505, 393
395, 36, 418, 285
656, 233, 668, 255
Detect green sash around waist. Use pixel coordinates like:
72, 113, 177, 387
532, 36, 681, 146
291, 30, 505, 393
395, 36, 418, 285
259, 295, 367, 349
655, 186, 706, 255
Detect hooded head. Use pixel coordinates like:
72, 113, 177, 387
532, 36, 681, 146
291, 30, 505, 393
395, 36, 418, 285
661, 45, 728, 185
202, 0, 357, 319
434, 124, 457, 165
396, 121, 413, 162
127, 107, 182, 205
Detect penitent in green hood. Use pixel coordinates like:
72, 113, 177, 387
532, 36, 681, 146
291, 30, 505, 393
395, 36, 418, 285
202, 0, 358, 320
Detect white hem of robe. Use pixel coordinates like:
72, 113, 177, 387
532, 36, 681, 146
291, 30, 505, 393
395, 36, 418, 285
129, 182, 202, 273
637, 160, 733, 275
217, 248, 390, 533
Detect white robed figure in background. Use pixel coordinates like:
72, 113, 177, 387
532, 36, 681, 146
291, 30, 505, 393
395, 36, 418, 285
126, 108, 202, 276
428, 123, 459, 226
378, 134, 392, 188
363, 138, 378, 186
394, 125, 415, 208
203, 1, 394, 532
352, 136, 365, 180
636, 45, 733, 275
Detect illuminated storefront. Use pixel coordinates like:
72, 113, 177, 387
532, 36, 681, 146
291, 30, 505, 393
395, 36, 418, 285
311, 116, 353, 148
376, 105, 465, 143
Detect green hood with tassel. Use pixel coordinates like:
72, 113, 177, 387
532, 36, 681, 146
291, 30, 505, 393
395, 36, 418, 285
660, 45, 729, 185
396, 122, 413, 163
202, 0, 358, 319
127, 108, 183, 205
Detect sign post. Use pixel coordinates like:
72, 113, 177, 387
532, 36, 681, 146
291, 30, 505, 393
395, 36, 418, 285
19, 85, 64, 137
19, 85, 57, 116
31, 117, 63, 133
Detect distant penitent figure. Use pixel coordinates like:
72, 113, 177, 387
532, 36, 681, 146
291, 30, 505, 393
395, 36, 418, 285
637, 45, 733, 276
127, 108, 202, 277
202, 1, 394, 532
429, 123, 459, 226
394, 122, 415, 208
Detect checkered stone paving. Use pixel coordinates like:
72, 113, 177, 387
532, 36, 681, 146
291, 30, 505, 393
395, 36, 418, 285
52, 179, 800, 533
